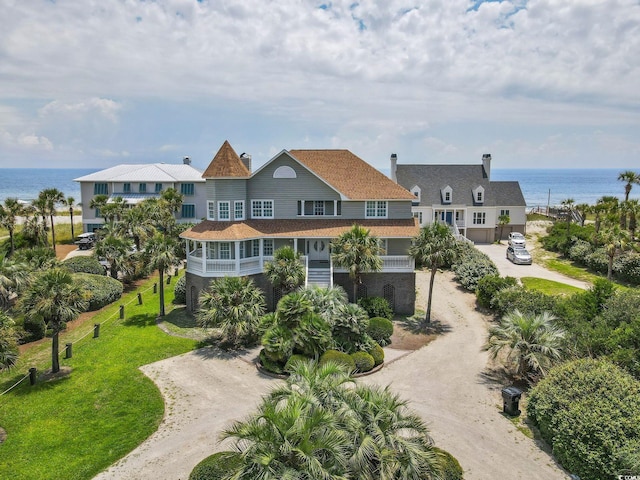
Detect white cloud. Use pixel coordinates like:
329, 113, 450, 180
39, 98, 122, 122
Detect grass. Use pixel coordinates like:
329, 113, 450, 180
0, 273, 196, 480
520, 277, 583, 296
159, 305, 217, 340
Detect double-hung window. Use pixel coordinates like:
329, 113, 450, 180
263, 239, 274, 256
500, 209, 510, 217
123, 183, 131, 193
155, 183, 163, 193
365, 201, 387, 218
218, 201, 230, 221
251, 200, 274, 218
234, 201, 245, 220
473, 212, 486, 225
181, 183, 195, 196
314, 201, 325, 216
252, 240, 260, 257
219, 242, 231, 259
207, 201, 215, 220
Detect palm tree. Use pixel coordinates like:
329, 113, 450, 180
89, 194, 109, 223
497, 213, 510, 243
160, 187, 184, 215
94, 225, 134, 279
0, 310, 19, 371
331, 225, 383, 303
30, 196, 49, 246
625, 199, 640, 240
0, 256, 29, 309
264, 246, 306, 294
39, 188, 65, 252
197, 276, 266, 346
560, 198, 575, 237
574, 203, 590, 227
618, 170, 639, 202
299, 285, 349, 326
21, 205, 47, 247
486, 310, 565, 378
64, 196, 77, 240
145, 232, 180, 317
595, 225, 629, 280
121, 205, 156, 251
593, 196, 619, 233
409, 222, 459, 323
0, 198, 24, 256
19, 268, 87, 373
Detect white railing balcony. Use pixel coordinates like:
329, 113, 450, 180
186, 253, 308, 277
333, 255, 414, 273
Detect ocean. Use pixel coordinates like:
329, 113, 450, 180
0, 167, 636, 208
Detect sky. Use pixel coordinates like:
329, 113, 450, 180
1, 0, 639, 172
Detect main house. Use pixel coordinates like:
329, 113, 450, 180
180, 141, 419, 314
74, 159, 205, 232
391, 154, 526, 243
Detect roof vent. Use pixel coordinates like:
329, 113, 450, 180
183, 156, 191, 165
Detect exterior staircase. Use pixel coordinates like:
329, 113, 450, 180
306, 260, 332, 287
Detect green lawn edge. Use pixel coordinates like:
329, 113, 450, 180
0, 272, 197, 480
520, 276, 583, 296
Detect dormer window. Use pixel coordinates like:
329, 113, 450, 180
473, 186, 485, 204
441, 185, 452, 204
410, 185, 421, 204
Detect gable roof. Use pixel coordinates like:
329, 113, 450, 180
74, 163, 204, 183
396, 164, 525, 207
288, 150, 415, 200
202, 140, 250, 178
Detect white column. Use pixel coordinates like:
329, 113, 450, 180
201, 241, 206, 272
235, 241, 241, 274
259, 238, 264, 269
294, 238, 298, 253
334, 200, 337, 216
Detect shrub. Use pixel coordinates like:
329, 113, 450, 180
434, 447, 464, 480
173, 275, 186, 304
331, 303, 370, 354
615, 251, 640, 285
452, 246, 498, 291
584, 247, 608, 274
62, 256, 105, 275
21, 316, 46, 342
285, 354, 311, 372
350, 351, 375, 372
367, 317, 394, 346
73, 273, 123, 311
528, 359, 640, 480
319, 349, 355, 371
541, 222, 595, 254
189, 451, 242, 480
567, 239, 593, 263
357, 296, 393, 320
476, 274, 518, 309
368, 344, 384, 366
259, 348, 286, 375
490, 286, 558, 318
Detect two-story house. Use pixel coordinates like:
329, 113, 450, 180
392, 154, 526, 243
74, 159, 205, 232
181, 141, 419, 314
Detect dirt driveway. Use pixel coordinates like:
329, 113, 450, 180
93, 270, 569, 480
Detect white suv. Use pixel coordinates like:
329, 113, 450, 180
508, 232, 526, 248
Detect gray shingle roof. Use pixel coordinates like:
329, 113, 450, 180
396, 164, 525, 207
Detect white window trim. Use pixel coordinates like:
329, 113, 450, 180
219, 242, 231, 259
251, 199, 274, 219
273, 165, 297, 178
263, 239, 274, 256
473, 186, 485, 204
234, 200, 245, 220
207, 201, 215, 221
218, 201, 230, 221
472, 211, 486, 225
365, 200, 388, 219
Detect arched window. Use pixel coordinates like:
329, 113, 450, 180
273, 166, 297, 178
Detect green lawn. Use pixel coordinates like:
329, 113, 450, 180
0, 274, 196, 480
520, 277, 583, 296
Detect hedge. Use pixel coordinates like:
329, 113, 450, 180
350, 351, 375, 372
527, 359, 640, 480
189, 451, 242, 480
319, 349, 356, 372
73, 273, 123, 311
173, 275, 186, 304
475, 274, 518, 309
368, 344, 384, 366
434, 447, 465, 480
452, 245, 499, 291
357, 296, 393, 320
62, 256, 106, 275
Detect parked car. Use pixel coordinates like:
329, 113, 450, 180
506, 246, 532, 265
74, 232, 96, 250
508, 232, 526, 248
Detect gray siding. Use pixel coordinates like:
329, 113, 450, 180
386, 238, 411, 255
248, 154, 340, 219
205, 178, 247, 203
341, 200, 413, 220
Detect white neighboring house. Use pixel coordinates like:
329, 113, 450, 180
74, 158, 205, 232
391, 154, 527, 243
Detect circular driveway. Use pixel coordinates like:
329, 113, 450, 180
474, 242, 589, 290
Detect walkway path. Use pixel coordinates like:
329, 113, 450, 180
93, 270, 569, 480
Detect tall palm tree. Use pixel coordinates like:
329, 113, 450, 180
39, 188, 65, 252
574, 203, 590, 227
21, 205, 47, 247
121, 205, 156, 251
560, 198, 575, 237
0, 256, 29, 309
197, 276, 266, 346
486, 310, 565, 378
30, 196, 49, 246
0, 310, 19, 371
19, 268, 87, 373
618, 170, 639, 202
625, 199, 640, 240
593, 196, 619, 233
497, 213, 510, 243
331, 225, 383, 303
596, 225, 629, 280
64, 196, 77, 240
409, 222, 459, 323
264, 246, 306, 294
0, 198, 24, 256
160, 187, 184, 215
89, 194, 109, 223
145, 232, 180, 317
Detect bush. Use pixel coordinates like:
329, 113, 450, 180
615, 251, 640, 285
490, 286, 558, 318
357, 296, 393, 320
528, 359, 640, 480
173, 275, 186, 304
584, 247, 608, 274
350, 351, 375, 372
285, 354, 311, 372
189, 451, 242, 480
434, 447, 464, 480
73, 273, 123, 311
567, 239, 593, 263
62, 256, 106, 275
541, 222, 595, 254
368, 344, 384, 366
319, 349, 355, 372
21, 316, 46, 342
259, 348, 286, 375
452, 246, 498, 291
367, 317, 394, 346
476, 275, 518, 309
